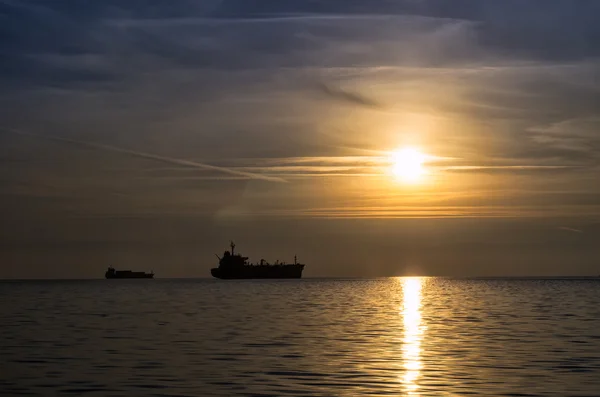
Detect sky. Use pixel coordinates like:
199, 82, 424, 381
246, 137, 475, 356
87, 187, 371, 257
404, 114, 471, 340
1, 0, 599, 278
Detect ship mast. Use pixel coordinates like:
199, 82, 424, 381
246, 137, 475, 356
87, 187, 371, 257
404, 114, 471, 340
230, 240, 235, 256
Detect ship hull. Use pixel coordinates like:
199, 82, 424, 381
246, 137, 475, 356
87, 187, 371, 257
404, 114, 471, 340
211, 266, 304, 280
105, 272, 154, 279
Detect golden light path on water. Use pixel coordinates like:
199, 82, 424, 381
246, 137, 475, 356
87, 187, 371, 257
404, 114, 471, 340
402, 277, 424, 396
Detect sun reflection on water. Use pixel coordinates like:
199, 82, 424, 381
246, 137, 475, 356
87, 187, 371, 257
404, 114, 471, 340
402, 277, 424, 396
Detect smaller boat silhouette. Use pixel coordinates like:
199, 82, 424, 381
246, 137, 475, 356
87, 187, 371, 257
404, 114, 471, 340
211, 241, 305, 279
105, 267, 154, 279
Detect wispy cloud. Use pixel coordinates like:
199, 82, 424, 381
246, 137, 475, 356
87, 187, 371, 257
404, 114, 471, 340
557, 226, 584, 233
2, 129, 287, 183
317, 82, 382, 108
211, 156, 586, 179
186, 205, 600, 220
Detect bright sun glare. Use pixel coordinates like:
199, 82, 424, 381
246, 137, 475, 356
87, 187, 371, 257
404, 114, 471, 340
391, 147, 427, 183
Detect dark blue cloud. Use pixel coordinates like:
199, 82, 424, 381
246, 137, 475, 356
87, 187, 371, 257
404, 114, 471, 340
210, 0, 600, 59
2, 0, 599, 90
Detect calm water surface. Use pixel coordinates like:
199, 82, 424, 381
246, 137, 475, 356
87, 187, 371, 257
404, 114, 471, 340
2, 278, 600, 396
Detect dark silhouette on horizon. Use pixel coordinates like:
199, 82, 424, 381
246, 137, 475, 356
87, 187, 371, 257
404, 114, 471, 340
105, 267, 154, 279
211, 241, 305, 279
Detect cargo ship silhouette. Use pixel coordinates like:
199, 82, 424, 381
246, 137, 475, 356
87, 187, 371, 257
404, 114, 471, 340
105, 267, 154, 279
211, 241, 305, 279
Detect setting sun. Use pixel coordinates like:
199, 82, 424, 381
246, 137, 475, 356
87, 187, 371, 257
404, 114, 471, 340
391, 147, 427, 183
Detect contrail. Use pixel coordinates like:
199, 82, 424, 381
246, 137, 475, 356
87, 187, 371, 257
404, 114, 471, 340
2, 128, 287, 183
557, 226, 583, 233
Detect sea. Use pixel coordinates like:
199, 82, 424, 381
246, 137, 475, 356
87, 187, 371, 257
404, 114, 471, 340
2, 277, 600, 396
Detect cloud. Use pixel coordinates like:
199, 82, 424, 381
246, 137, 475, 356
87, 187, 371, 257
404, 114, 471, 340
557, 226, 584, 233
2, 129, 287, 183
440, 165, 585, 175
1, 0, 600, 223
316, 82, 382, 108
529, 117, 600, 157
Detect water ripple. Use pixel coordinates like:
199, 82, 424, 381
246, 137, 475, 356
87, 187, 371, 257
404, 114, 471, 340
1, 278, 600, 396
